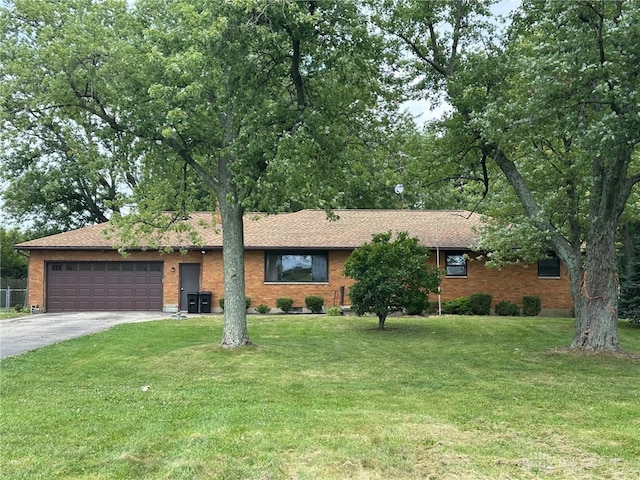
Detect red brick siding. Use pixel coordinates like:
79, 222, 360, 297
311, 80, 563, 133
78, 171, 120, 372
243, 250, 352, 308
432, 251, 572, 309
27, 248, 572, 312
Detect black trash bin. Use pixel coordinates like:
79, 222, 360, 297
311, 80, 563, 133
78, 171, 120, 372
187, 292, 199, 314
199, 291, 212, 314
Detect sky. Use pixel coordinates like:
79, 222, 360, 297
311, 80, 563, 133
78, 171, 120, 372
404, 0, 521, 125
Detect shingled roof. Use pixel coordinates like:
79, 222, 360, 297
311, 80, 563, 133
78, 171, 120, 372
15, 209, 484, 251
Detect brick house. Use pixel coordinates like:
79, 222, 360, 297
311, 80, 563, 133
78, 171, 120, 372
15, 209, 573, 315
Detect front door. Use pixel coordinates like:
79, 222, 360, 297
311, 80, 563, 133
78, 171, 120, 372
179, 264, 201, 311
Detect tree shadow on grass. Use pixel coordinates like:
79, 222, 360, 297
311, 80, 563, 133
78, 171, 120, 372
354, 316, 452, 337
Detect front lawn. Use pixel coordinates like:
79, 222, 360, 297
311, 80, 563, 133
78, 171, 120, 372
1, 315, 639, 479
0, 310, 29, 320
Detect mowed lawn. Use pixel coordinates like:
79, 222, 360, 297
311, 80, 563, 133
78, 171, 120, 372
1, 315, 639, 479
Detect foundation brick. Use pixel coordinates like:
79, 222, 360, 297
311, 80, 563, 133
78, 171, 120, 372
26, 248, 572, 313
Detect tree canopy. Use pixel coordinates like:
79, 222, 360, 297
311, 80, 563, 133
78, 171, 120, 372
374, 0, 640, 351
0, 228, 28, 279
1, 0, 402, 347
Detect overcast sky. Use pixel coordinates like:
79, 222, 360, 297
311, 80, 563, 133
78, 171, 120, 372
405, 0, 521, 125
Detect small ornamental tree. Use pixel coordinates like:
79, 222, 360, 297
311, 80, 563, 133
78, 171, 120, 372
344, 231, 440, 329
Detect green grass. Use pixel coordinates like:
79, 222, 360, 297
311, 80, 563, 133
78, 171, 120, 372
1, 315, 639, 479
0, 310, 29, 320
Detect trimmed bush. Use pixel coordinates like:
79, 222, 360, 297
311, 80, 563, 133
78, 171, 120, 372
326, 306, 342, 316
470, 292, 492, 315
256, 303, 271, 314
495, 300, 520, 316
403, 290, 428, 315
305, 295, 324, 313
442, 296, 472, 315
219, 297, 252, 311
522, 296, 541, 316
276, 297, 294, 313
426, 301, 440, 315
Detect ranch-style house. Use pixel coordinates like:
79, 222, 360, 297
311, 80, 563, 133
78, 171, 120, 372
15, 209, 572, 315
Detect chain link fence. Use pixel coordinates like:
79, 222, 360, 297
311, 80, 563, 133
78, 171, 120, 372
0, 278, 28, 312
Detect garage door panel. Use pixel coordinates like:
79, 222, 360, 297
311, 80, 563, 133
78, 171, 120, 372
76, 300, 91, 310
92, 299, 106, 309
47, 262, 163, 312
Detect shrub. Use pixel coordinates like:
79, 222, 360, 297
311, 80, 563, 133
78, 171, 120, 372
425, 301, 440, 315
522, 296, 541, 316
403, 289, 428, 315
276, 297, 294, 313
219, 297, 252, 311
326, 306, 342, 316
442, 296, 471, 315
495, 300, 520, 316
256, 303, 271, 314
344, 230, 440, 329
470, 292, 492, 315
14, 304, 23, 313
305, 295, 324, 313
619, 262, 640, 323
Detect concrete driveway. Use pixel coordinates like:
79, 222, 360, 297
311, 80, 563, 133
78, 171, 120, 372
0, 311, 169, 359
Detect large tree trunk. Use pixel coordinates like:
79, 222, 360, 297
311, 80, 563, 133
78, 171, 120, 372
492, 149, 623, 352
219, 197, 251, 348
569, 223, 620, 351
215, 125, 251, 348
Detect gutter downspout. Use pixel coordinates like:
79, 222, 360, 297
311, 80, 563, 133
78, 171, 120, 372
436, 217, 442, 316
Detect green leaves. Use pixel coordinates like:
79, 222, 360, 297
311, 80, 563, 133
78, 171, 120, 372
344, 231, 440, 328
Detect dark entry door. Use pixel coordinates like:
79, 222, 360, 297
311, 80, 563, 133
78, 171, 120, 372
179, 264, 201, 311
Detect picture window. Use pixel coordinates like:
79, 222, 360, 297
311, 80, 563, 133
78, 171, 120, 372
265, 251, 328, 282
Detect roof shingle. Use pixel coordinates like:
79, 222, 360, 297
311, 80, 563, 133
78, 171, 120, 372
16, 209, 484, 251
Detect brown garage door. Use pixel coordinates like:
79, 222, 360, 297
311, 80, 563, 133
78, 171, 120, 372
46, 262, 163, 312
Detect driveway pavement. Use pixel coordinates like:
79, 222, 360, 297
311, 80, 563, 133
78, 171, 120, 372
0, 311, 169, 359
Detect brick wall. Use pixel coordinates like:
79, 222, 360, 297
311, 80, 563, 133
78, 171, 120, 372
232, 250, 572, 311
26, 247, 573, 313
243, 250, 352, 309
433, 252, 572, 310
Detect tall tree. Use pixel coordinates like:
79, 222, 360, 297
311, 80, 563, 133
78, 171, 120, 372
1, 0, 396, 347
0, 0, 141, 232
375, 0, 640, 351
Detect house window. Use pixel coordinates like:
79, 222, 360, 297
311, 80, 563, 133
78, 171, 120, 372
446, 253, 467, 277
265, 251, 328, 282
538, 255, 560, 278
